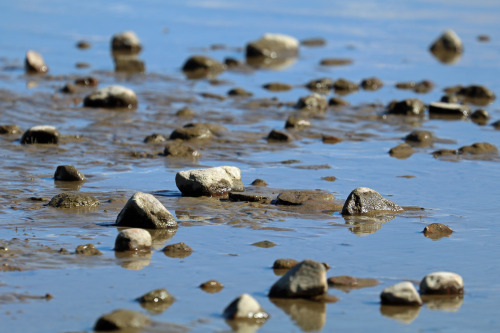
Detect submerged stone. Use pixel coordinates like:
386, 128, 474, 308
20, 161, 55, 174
94, 309, 151, 331
116, 192, 177, 229
164, 142, 201, 158
54, 165, 85, 181
458, 142, 498, 155
295, 93, 328, 113
83, 85, 138, 109
360, 77, 383, 91
327, 276, 379, 289
269, 259, 328, 298
423, 223, 453, 239
163, 242, 193, 258
341, 187, 403, 215
75, 243, 102, 256
21, 125, 60, 144
262, 82, 292, 92
333, 78, 359, 94
457, 85, 496, 105
228, 192, 272, 204
276, 190, 334, 206
420, 272, 464, 295
405, 130, 434, 147
0, 125, 21, 135
389, 143, 415, 159
48, 192, 99, 208
175, 166, 244, 197
380, 282, 422, 306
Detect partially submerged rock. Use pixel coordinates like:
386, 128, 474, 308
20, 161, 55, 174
305, 78, 333, 93
54, 165, 85, 181
83, 85, 138, 109
48, 192, 99, 208
341, 187, 403, 215
115, 228, 152, 251
273, 258, 299, 270
420, 272, 464, 295
327, 276, 379, 289
333, 78, 359, 95
267, 129, 293, 142
423, 223, 453, 239
470, 109, 490, 125
295, 93, 328, 114
182, 55, 224, 79
269, 259, 328, 298
25, 50, 49, 73
360, 77, 383, 91
458, 142, 498, 155
200, 280, 224, 293
163, 242, 193, 258
276, 190, 334, 206
0, 125, 21, 135
428, 102, 471, 119
429, 29, 463, 64
175, 166, 244, 197
169, 123, 216, 141
137, 288, 175, 308
21, 125, 60, 144
163, 141, 200, 158
405, 130, 434, 147
223, 293, 269, 320
262, 82, 292, 92
389, 143, 415, 159
116, 192, 177, 229
111, 31, 142, 54
387, 99, 425, 117
319, 58, 352, 66
228, 192, 272, 204
285, 115, 311, 130
246, 33, 299, 62
94, 309, 151, 331
75, 243, 102, 256
457, 85, 496, 106
380, 281, 422, 306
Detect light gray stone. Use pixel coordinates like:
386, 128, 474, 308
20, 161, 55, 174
341, 187, 403, 215
420, 272, 464, 295
380, 281, 422, 306
83, 85, 138, 109
21, 125, 60, 144
111, 31, 142, 53
175, 166, 244, 197
94, 309, 150, 331
223, 293, 269, 320
429, 102, 471, 118
25, 50, 49, 73
116, 192, 177, 229
115, 228, 152, 251
246, 33, 299, 59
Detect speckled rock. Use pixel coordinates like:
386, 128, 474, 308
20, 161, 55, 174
200, 280, 224, 293
115, 228, 152, 251
75, 243, 102, 256
387, 99, 425, 117
389, 143, 415, 159
21, 125, 60, 144
111, 31, 142, 53
458, 142, 498, 155
54, 165, 85, 181
405, 130, 434, 147
25, 50, 49, 73
94, 309, 151, 331
0, 125, 21, 135
223, 293, 269, 321
360, 77, 383, 91
269, 259, 327, 298
341, 187, 403, 215
163, 242, 193, 258
83, 85, 138, 109
164, 142, 200, 158
273, 258, 299, 269
295, 93, 328, 113
305, 78, 333, 93
420, 272, 464, 295
246, 33, 299, 59
380, 282, 422, 306
48, 192, 99, 208
144, 133, 167, 144
333, 78, 358, 94
423, 223, 453, 239
430, 30, 463, 63
428, 102, 471, 118
116, 192, 177, 229
182, 55, 224, 79
175, 166, 244, 197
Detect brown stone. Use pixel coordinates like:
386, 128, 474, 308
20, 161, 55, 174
423, 223, 453, 239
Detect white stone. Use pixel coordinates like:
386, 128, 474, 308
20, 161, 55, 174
261, 33, 299, 51
25, 50, 48, 73
420, 272, 464, 294
116, 192, 177, 229
115, 228, 152, 251
175, 166, 244, 197
84, 85, 138, 109
381, 281, 422, 306
223, 293, 269, 320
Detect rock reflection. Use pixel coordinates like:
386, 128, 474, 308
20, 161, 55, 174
114, 250, 152, 270
225, 319, 265, 333
380, 305, 421, 324
147, 229, 177, 250
430, 49, 461, 64
246, 56, 297, 70
422, 294, 464, 312
270, 298, 326, 332
344, 215, 395, 236
53, 180, 84, 191
139, 298, 174, 315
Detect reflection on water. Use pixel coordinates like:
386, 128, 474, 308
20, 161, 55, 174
380, 305, 421, 324
225, 319, 267, 333
422, 294, 464, 312
344, 215, 396, 236
270, 298, 326, 332
54, 180, 84, 191
114, 250, 152, 270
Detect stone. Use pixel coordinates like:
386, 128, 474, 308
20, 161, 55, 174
301, 38, 326, 47
111, 31, 142, 53
387, 99, 425, 117
21, 125, 60, 144
405, 130, 434, 147
224, 57, 243, 68
144, 133, 167, 144
76, 40, 91, 49
267, 129, 292, 142
228, 87, 253, 97
389, 143, 415, 159
319, 58, 352, 66
262, 82, 292, 92
75, 244, 102, 256
54, 165, 85, 181
25, 50, 49, 73
273, 258, 299, 269
176, 107, 195, 118
285, 115, 311, 130
164, 142, 200, 158
163, 242, 193, 258
380, 281, 422, 306
470, 109, 490, 125
200, 280, 224, 293
228, 192, 272, 204
182, 55, 224, 79
342, 187, 403, 215
269, 259, 328, 298
296, 93, 328, 113
430, 30, 463, 63
169, 123, 213, 141
428, 102, 471, 118
115, 228, 152, 251
251, 179, 268, 186
83, 85, 138, 109
441, 94, 459, 103
458, 142, 498, 155
423, 223, 453, 239
333, 78, 358, 94
137, 288, 175, 304
492, 120, 500, 130
48, 192, 100, 208
413, 80, 434, 93
327, 276, 379, 289
432, 149, 458, 158
94, 309, 151, 331
223, 293, 269, 320
329, 97, 349, 107
175, 166, 244, 197
321, 176, 337, 182
322, 135, 342, 144
75, 76, 98, 87
252, 240, 276, 248
305, 78, 333, 93
360, 77, 383, 91
420, 272, 464, 295
276, 190, 334, 206
246, 33, 299, 59
0, 125, 21, 135
457, 85, 496, 106
116, 192, 177, 229
114, 56, 145, 73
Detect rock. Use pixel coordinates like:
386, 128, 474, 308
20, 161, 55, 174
137, 288, 175, 304
457, 85, 496, 106
111, 31, 142, 53
273, 258, 299, 269
405, 130, 434, 147
94, 309, 151, 331
269, 259, 328, 298
48, 192, 99, 208
114, 56, 145, 73
276, 190, 334, 206
295, 93, 328, 113
200, 280, 224, 293
228, 87, 253, 97
116, 192, 177, 229
144, 133, 167, 144
75, 243, 102, 256
470, 109, 490, 125
246, 33, 299, 59
360, 77, 383, 91
54, 165, 85, 181
76, 40, 91, 49
428, 102, 471, 118
420, 272, 464, 295
83, 85, 138, 109
329, 97, 349, 107
21, 125, 60, 144
327, 276, 380, 289
175, 166, 244, 197
164, 142, 200, 158
319, 58, 352, 66
432, 149, 458, 158
200, 92, 226, 101
182, 55, 224, 79
322, 135, 342, 144
223, 293, 269, 320
380, 281, 422, 306
430, 30, 463, 63
262, 82, 292, 92
176, 107, 195, 118
75, 76, 98, 87
321, 176, 337, 182
333, 78, 359, 94
228, 192, 272, 204
224, 57, 243, 68
341, 187, 403, 215
477, 34, 490, 42
413, 80, 434, 93
285, 115, 311, 130
387, 99, 425, 117
115, 228, 152, 251
423, 223, 453, 239
251, 179, 268, 186
25, 50, 49, 73
493, 120, 500, 130
458, 142, 498, 155
267, 129, 292, 142
252, 240, 276, 248
441, 94, 459, 103
389, 143, 415, 159
301, 38, 326, 47
305, 78, 333, 93
163, 242, 193, 258
169, 123, 213, 141
0, 125, 21, 135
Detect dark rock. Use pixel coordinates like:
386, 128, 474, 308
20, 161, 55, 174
492, 120, 500, 130
470, 109, 490, 125
144, 133, 167, 144
319, 58, 353, 66
182, 55, 224, 79
75, 76, 98, 87
329, 97, 349, 107
322, 135, 342, 144
327, 276, 380, 289
273, 258, 299, 269
114, 56, 145, 73
83, 85, 138, 109
285, 115, 311, 129
75, 243, 102, 256
116, 192, 177, 229
301, 38, 326, 47
458, 142, 498, 155
430, 29, 463, 63
321, 176, 337, 182
387, 99, 425, 117
176, 106, 195, 118
169, 123, 213, 141
228, 87, 253, 97
428, 102, 471, 119
0, 125, 21, 135
252, 240, 276, 248
423, 223, 453, 239
94, 309, 151, 331
111, 31, 142, 54
48, 192, 99, 208
389, 143, 415, 159
457, 85, 496, 105
380, 282, 422, 306
54, 165, 85, 181
200, 92, 226, 101
296, 93, 328, 113
228, 192, 272, 204
395, 81, 416, 90
262, 82, 292, 92
137, 288, 175, 305
25, 50, 48, 73
276, 190, 334, 206
246, 33, 299, 60
414, 80, 434, 93
432, 149, 458, 158
224, 57, 243, 68
176, 166, 244, 197
477, 34, 490, 42
440, 94, 459, 103
200, 280, 224, 293
333, 78, 358, 94
163, 242, 193, 258
76, 40, 91, 49
305, 78, 333, 93
267, 129, 292, 142
405, 130, 434, 147
420, 272, 464, 295
21, 125, 60, 144
360, 77, 383, 91
223, 293, 269, 320
251, 179, 268, 186
115, 228, 152, 251
164, 142, 200, 158
61, 83, 77, 94
341, 187, 403, 215
75, 62, 90, 68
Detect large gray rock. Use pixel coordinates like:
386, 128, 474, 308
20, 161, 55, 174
25, 50, 49, 73
115, 228, 152, 251
380, 281, 422, 306
111, 31, 142, 53
175, 166, 244, 197
268, 259, 328, 298
342, 187, 403, 215
21, 125, 60, 144
54, 165, 85, 181
223, 293, 269, 320
116, 192, 177, 229
420, 272, 464, 295
83, 85, 138, 109
94, 309, 151, 331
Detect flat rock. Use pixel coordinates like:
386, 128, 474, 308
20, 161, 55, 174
83, 85, 138, 109
458, 142, 498, 155
389, 143, 415, 159
54, 165, 85, 181
405, 130, 434, 147
115, 228, 152, 251
428, 102, 471, 118
116, 192, 177, 229
182, 55, 224, 79
175, 166, 244, 197
420, 272, 464, 295
228, 192, 272, 204
268, 259, 328, 298
327, 276, 380, 289
252, 240, 276, 248
387, 99, 425, 117
380, 281, 422, 306
319, 58, 352, 66
48, 192, 99, 208
423, 223, 453, 239
341, 187, 403, 215
94, 309, 151, 331
164, 141, 201, 158
228, 87, 253, 97
276, 190, 334, 206
262, 82, 292, 92
75, 243, 102, 256
223, 293, 269, 320
163, 242, 193, 258
200, 280, 224, 293
111, 31, 142, 53
25, 50, 48, 73
21, 125, 60, 144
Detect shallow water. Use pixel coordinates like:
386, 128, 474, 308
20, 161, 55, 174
1, 0, 500, 332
